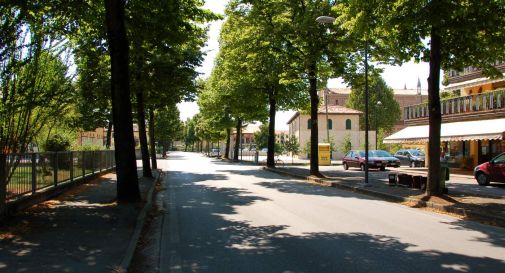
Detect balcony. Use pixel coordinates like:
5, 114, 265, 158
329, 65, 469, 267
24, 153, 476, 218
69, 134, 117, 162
404, 88, 505, 124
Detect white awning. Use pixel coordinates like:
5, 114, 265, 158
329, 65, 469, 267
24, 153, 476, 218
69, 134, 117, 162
384, 118, 505, 144
444, 75, 505, 92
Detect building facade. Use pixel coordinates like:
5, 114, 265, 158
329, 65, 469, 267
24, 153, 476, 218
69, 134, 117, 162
287, 105, 364, 159
320, 87, 428, 132
385, 63, 505, 169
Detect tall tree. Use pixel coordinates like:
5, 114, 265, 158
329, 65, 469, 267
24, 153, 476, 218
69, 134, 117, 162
126, 0, 218, 174
336, 0, 505, 195
237, 0, 347, 176
154, 106, 183, 153
346, 73, 401, 133
221, 1, 308, 167
104, 0, 140, 202
0, 2, 78, 215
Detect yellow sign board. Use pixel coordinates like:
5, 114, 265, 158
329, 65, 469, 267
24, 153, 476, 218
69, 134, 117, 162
318, 143, 331, 166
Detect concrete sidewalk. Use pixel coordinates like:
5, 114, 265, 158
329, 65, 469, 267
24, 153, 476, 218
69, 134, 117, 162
0, 171, 158, 273
266, 166, 505, 228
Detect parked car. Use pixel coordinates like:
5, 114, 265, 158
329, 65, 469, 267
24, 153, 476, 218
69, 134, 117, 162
342, 150, 400, 171
473, 152, 505, 186
210, 148, 220, 157
394, 149, 425, 167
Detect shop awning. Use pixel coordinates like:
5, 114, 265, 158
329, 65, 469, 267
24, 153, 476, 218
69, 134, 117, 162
384, 118, 505, 144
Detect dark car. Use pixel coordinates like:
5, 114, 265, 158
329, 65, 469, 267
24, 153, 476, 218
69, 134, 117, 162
342, 150, 400, 171
209, 148, 220, 157
394, 149, 425, 167
474, 152, 505, 186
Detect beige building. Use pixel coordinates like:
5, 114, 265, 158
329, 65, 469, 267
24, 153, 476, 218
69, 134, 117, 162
77, 128, 106, 147
320, 87, 428, 131
275, 130, 289, 144
287, 105, 364, 159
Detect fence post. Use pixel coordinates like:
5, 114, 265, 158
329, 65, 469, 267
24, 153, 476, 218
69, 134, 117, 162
70, 151, 74, 182
53, 152, 58, 187
0, 154, 7, 217
91, 151, 95, 174
82, 151, 86, 177
31, 153, 37, 195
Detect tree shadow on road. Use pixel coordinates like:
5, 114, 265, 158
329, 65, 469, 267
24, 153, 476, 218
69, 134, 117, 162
166, 176, 505, 273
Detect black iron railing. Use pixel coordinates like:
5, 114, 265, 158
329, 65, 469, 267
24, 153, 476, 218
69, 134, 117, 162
404, 89, 505, 120
3, 150, 115, 201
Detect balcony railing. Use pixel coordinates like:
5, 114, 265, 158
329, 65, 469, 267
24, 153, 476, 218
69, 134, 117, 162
404, 89, 505, 121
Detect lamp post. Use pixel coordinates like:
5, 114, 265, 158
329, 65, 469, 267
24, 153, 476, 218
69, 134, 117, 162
325, 89, 330, 142
316, 15, 370, 186
376, 100, 381, 150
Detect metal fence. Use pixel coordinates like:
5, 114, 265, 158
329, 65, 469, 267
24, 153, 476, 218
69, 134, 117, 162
229, 149, 259, 163
4, 150, 115, 201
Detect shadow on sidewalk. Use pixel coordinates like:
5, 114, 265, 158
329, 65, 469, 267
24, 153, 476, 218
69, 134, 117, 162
0, 172, 154, 273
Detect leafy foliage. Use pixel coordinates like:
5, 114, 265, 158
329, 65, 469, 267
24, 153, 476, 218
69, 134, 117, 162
44, 135, 72, 152
346, 74, 401, 133
338, 134, 352, 155
154, 106, 184, 152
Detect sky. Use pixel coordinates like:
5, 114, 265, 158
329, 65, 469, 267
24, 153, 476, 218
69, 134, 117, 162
177, 0, 432, 130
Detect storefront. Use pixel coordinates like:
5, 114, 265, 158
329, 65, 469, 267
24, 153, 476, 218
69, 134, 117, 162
384, 118, 505, 169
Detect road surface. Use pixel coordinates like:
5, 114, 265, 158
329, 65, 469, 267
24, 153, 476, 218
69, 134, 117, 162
155, 152, 505, 273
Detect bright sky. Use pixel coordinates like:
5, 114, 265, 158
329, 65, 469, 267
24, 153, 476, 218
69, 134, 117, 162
177, 0, 433, 130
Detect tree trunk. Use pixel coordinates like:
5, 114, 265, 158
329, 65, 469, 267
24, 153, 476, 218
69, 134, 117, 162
233, 119, 242, 161
427, 27, 443, 196
267, 88, 276, 168
309, 64, 321, 176
225, 128, 231, 159
104, 0, 140, 202
106, 121, 113, 149
136, 88, 152, 178
148, 108, 157, 170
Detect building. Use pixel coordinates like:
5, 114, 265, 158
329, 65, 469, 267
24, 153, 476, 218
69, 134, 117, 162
77, 128, 106, 147
384, 63, 505, 169
444, 61, 505, 95
230, 124, 260, 150
320, 86, 428, 131
287, 104, 363, 159
275, 130, 289, 144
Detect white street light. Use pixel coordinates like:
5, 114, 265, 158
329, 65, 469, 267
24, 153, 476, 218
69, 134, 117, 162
376, 101, 382, 150
316, 16, 337, 24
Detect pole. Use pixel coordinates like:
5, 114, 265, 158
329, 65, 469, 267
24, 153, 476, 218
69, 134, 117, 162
375, 101, 382, 150
364, 39, 369, 185
240, 127, 243, 161
375, 108, 378, 150
325, 90, 329, 142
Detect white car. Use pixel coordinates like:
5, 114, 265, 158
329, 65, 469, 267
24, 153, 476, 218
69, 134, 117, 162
210, 148, 220, 157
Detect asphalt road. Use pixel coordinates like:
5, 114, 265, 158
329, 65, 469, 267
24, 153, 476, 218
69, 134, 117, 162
158, 152, 505, 273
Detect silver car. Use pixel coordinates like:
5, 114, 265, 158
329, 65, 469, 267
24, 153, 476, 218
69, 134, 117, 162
394, 149, 425, 167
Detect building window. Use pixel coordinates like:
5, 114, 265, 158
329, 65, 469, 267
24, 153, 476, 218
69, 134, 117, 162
335, 99, 339, 105
345, 119, 351, 130
328, 119, 332, 130
307, 119, 312, 129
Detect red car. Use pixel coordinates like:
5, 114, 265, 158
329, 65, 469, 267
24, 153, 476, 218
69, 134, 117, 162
474, 152, 505, 186
342, 150, 400, 171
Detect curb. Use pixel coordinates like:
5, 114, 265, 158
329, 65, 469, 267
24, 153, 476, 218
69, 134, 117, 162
264, 167, 505, 228
118, 170, 163, 273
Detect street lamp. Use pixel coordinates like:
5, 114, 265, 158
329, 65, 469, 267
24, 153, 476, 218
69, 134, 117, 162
316, 15, 370, 186
375, 101, 382, 150
325, 89, 330, 142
